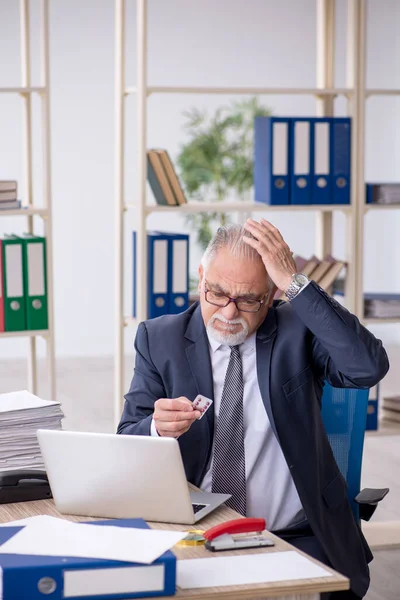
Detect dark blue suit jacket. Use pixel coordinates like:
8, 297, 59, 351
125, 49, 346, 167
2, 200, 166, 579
118, 281, 389, 597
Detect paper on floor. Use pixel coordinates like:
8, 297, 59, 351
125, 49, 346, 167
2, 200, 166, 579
0, 516, 185, 564
177, 551, 333, 589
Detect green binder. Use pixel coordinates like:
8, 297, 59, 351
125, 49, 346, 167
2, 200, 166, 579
2, 235, 26, 331
20, 233, 48, 330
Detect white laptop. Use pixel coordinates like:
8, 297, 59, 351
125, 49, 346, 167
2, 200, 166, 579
37, 430, 231, 525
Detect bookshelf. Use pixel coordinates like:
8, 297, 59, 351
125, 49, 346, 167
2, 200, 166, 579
0, 0, 56, 399
114, 0, 397, 427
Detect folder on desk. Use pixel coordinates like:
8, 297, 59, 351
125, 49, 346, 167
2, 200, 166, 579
331, 117, 351, 204
312, 117, 332, 204
2, 234, 26, 331
0, 518, 176, 600
290, 118, 311, 205
20, 233, 48, 330
254, 116, 290, 205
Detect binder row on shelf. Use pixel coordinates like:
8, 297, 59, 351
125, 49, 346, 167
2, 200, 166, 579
0, 234, 48, 332
254, 116, 351, 205
0, 180, 21, 211
147, 149, 187, 207
132, 231, 189, 319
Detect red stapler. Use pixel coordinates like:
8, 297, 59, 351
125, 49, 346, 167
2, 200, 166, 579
203, 518, 275, 552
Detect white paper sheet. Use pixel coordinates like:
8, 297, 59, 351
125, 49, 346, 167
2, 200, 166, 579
0, 390, 60, 414
0, 515, 61, 528
177, 551, 333, 589
0, 516, 185, 564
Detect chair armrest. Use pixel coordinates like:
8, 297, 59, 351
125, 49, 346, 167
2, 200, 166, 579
355, 487, 389, 521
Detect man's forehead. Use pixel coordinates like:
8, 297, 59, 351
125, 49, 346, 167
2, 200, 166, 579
205, 276, 267, 296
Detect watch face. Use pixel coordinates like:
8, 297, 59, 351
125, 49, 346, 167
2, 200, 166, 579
294, 273, 308, 286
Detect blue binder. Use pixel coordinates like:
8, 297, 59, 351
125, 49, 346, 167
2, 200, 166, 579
330, 117, 351, 204
133, 232, 189, 319
0, 518, 176, 600
290, 118, 312, 205
311, 117, 332, 204
367, 384, 379, 431
132, 232, 170, 319
164, 232, 189, 315
254, 116, 290, 205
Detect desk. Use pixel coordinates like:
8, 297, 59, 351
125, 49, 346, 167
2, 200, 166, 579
0, 499, 349, 600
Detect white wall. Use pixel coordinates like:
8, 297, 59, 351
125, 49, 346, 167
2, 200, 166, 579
0, 0, 399, 386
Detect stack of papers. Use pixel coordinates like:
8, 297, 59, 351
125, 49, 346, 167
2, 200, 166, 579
0, 390, 64, 471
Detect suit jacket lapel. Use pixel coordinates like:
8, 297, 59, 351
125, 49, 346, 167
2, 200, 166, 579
184, 305, 215, 448
256, 306, 279, 440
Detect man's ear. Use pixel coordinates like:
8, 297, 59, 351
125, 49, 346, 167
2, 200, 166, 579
198, 265, 204, 293
268, 285, 278, 307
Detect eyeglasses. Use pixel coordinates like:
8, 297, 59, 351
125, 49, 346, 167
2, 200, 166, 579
204, 284, 267, 313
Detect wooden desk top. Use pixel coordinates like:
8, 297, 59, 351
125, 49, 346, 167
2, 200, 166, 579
0, 499, 349, 600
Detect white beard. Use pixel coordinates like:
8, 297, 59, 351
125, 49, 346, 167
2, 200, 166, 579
206, 313, 249, 346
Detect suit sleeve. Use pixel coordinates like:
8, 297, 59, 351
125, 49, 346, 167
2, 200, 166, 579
290, 281, 389, 388
117, 322, 166, 435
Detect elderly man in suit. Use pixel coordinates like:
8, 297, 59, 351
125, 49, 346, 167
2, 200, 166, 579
118, 219, 389, 600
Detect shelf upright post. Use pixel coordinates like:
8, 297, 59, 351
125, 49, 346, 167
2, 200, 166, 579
40, 0, 56, 399
20, 0, 39, 394
346, 0, 366, 318
114, 0, 126, 429
136, 0, 148, 327
315, 0, 335, 261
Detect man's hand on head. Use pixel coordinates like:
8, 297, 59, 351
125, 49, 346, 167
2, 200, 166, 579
243, 218, 297, 292
153, 397, 202, 438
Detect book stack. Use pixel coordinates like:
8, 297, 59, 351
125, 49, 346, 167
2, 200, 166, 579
381, 395, 400, 424
364, 293, 400, 319
366, 183, 400, 205
147, 149, 187, 206
0, 180, 21, 210
0, 390, 64, 472
277, 255, 346, 300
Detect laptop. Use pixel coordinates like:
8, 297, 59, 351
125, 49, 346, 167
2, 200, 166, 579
37, 429, 231, 525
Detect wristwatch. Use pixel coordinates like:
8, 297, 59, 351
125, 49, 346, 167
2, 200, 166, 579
285, 273, 310, 301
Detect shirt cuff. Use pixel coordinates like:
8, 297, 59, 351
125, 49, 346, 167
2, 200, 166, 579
150, 418, 160, 437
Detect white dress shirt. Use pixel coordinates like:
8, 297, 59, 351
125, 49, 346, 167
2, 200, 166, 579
200, 333, 305, 531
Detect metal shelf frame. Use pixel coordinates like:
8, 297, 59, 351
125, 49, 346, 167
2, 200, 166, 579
114, 0, 374, 427
1, 0, 56, 400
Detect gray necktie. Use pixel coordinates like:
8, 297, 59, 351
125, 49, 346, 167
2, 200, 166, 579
212, 345, 246, 515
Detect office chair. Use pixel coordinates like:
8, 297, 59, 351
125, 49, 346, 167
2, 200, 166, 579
321, 383, 389, 522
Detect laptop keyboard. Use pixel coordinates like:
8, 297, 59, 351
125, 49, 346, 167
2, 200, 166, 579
192, 503, 207, 514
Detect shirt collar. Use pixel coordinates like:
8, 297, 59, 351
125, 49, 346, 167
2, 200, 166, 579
207, 330, 256, 354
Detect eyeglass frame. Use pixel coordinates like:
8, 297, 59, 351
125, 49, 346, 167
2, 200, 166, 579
203, 282, 269, 313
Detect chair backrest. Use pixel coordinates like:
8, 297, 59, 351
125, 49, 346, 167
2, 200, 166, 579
321, 383, 369, 520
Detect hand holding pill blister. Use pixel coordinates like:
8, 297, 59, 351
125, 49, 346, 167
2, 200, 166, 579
192, 395, 213, 419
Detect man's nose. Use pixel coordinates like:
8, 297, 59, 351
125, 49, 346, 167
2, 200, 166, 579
220, 300, 239, 320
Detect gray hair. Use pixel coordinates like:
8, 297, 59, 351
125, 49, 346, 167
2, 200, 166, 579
201, 224, 274, 292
